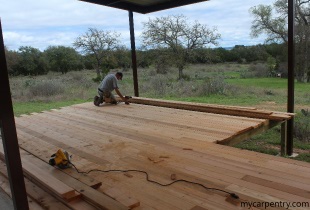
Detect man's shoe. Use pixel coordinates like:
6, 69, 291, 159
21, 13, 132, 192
94, 96, 100, 106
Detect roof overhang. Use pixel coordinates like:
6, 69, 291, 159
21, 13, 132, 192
79, 0, 209, 14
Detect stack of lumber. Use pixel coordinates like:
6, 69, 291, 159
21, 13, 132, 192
123, 97, 294, 121
0, 144, 131, 210
0, 158, 72, 210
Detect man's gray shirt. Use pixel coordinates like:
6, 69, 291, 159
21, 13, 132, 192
98, 74, 118, 92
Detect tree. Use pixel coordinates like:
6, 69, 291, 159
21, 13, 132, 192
4, 46, 20, 76
13, 46, 48, 76
136, 49, 152, 68
142, 14, 220, 80
113, 46, 131, 71
250, 0, 310, 82
44, 46, 84, 74
73, 28, 121, 78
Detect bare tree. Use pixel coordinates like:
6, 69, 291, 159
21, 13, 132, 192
74, 28, 121, 78
250, 0, 310, 82
142, 14, 220, 80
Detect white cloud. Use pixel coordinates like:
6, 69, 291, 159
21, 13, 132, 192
0, 0, 273, 51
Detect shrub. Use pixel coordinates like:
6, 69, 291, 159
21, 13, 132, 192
155, 56, 170, 74
67, 71, 84, 81
92, 76, 102, 83
264, 90, 274, 95
294, 109, 310, 142
67, 71, 93, 88
149, 75, 168, 96
241, 63, 269, 78
24, 79, 36, 87
198, 76, 227, 96
179, 73, 191, 81
79, 77, 92, 89
148, 69, 157, 77
168, 80, 197, 97
28, 81, 64, 97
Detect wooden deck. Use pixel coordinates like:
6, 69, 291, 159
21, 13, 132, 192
1, 100, 310, 210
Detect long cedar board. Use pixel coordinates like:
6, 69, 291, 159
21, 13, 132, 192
0, 145, 80, 202
122, 96, 293, 121
16, 130, 102, 189
21, 160, 81, 202
19, 148, 139, 209
20, 150, 129, 210
0, 160, 72, 210
0, 145, 128, 210
0, 173, 44, 210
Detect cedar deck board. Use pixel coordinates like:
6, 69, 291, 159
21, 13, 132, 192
21, 160, 80, 201
2, 101, 308, 209
29, 103, 267, 144
125, 97, 293, 120
0, 145, 128, 210
0, 160, 72, 210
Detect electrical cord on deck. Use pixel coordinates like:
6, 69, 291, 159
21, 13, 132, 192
69, 161, 239, 199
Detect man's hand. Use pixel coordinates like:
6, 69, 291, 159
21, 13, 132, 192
123, 96, 132, 105
123, 97, 129, 105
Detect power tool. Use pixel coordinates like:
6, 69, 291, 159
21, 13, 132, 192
49, 149, 71, 169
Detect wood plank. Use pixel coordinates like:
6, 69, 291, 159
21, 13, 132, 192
0, 173, 44, 210
242, 175, 310, 199
0, 160, 72, 210
226, 184, 283, 209
21, 160, 81, 202
0, 142, 81, 202
190, 206, 208, 210
75, 102, 265, 128
19, 149, 128, 210
15, 129, 102, 189
122, 97, 292, 121
0, 186, 13, 210
103, 187, 140, 209
0, 143, 128, 210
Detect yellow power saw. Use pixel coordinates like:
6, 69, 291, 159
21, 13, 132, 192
49, 149, 71, 169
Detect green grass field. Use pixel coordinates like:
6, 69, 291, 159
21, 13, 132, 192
9, 63, 310, 162
13, 99, 88, 116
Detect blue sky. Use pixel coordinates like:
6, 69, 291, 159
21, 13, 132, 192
0, 0, 273, 51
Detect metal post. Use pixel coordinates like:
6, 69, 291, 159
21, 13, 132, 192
128, 10, 139, 97
287, 0, 295, 155
0, 20, 29, 209
281, 121, 287, 156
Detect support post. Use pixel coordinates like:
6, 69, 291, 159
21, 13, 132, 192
0, 20, 29, 209
281, 121, 287, 156
287, 0, 295, 155
128, 10, 139, 97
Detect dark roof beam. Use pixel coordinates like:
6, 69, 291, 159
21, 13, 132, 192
144, 0, 209, 13
79, 0, 146, 13
80, 0, 209, 14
